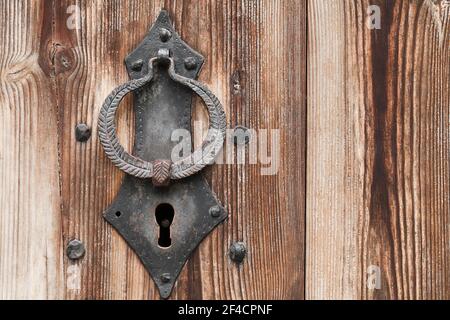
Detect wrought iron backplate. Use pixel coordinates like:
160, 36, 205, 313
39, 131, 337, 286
102, 10, 227, 299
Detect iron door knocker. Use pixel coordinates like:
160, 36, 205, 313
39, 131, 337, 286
98, 10, 227, 298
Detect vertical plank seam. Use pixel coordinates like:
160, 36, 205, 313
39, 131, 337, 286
303, 0, 309, 301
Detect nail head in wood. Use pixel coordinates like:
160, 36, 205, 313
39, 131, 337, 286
75, 123, 91, 142
66, 239, 86, 260
229, 242, 247, 264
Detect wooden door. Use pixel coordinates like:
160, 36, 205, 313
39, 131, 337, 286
0, 0, 448, 300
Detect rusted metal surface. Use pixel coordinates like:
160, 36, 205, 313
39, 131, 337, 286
99, 10, 227, 299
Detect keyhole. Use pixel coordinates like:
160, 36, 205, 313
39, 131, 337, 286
155, 203, 174, 248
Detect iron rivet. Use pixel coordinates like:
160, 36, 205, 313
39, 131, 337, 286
209, 205, 221, 218
161, 273, 171, 283
229, 242, 246, 264
131, 59, 143, 71
75, 123, 91, 142
159, 28, 172, 42
66, 239, 85, 260
233, 126, 250, 145
184, 57, 197, 70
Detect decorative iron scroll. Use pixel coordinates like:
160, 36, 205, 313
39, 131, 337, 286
98, 55, 226, 183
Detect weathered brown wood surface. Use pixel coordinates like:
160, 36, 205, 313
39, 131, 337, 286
0, 0, 448, 300
307, 0, 449, 299
0, 0, 306, 299
0, 0, 63, 299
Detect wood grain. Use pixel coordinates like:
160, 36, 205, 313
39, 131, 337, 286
306, 0, 449, 299
48, 0, 306, 299
193, 0, 306, 299
3, 0, 447, 300
0, 0, 63, 299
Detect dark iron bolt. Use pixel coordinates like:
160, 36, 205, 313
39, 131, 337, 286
229, 242, 246, 264
131, 59, 143, 71
159, 28, 172, 42
209, 205, 221, 218
75, 123, 91, 142
66, 239, 86, 260
184, 57, 197, 70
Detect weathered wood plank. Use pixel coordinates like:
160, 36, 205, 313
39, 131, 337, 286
194, 0, 306, 299
306, 0, 450, 299
52, 0, 306, 299
0, 0, 63, 299
52, 0, 165, 300
3, 0, 448, 300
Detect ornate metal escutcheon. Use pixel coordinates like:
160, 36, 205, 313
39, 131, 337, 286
98, 10, 227, 298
